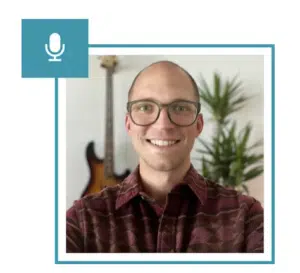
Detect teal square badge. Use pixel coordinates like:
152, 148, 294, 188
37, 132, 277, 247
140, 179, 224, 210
22, 19, 88, 78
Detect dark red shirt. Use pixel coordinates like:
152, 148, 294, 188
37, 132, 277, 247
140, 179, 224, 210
66, 164, 263, 253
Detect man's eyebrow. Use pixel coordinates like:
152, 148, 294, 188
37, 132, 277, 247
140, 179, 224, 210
130, 98, 193, 102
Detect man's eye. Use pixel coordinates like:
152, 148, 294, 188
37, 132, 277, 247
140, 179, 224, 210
137, 104, 152, 111
173, 105, 187, 111
140, 105, 149, 111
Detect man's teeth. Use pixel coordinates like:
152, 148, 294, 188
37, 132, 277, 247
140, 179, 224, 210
150, 140, 177, 146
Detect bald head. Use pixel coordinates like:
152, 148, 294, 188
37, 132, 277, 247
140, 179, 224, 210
128, 60, 199, 102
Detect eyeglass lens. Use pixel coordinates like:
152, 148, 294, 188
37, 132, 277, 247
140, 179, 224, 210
130, 100, 198, 126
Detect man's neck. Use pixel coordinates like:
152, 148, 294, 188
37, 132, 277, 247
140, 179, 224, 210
138, 159, 191, 205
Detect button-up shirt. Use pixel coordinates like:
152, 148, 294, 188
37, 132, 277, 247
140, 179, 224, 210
66, 164, 263, 253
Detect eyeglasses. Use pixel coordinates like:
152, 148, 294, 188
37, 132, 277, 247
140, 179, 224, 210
127, 99, 201, 127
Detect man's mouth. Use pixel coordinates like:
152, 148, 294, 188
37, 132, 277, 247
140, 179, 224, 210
146, 139, 181, 147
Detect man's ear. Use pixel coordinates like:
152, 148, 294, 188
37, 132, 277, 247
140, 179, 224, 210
195, 114, 204, 136
125, 113, 131, 135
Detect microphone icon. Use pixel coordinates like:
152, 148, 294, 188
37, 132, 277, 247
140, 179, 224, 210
45, 33, 65, 62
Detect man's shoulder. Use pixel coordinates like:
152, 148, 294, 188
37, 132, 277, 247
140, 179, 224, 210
68, 183, 123, 213
203, 177, 263, 212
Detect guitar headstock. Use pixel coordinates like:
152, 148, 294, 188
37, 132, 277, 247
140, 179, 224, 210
99, 55, 118, 72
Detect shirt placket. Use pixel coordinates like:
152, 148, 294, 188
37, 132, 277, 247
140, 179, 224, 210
156, 194, 179, 253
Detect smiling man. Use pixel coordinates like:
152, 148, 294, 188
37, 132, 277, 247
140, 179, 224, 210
66, 60, 264, 253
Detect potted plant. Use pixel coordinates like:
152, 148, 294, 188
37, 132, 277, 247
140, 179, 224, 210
196, 72, 264, 194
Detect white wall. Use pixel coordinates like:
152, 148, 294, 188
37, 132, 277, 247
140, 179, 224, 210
66, 55, 264, 209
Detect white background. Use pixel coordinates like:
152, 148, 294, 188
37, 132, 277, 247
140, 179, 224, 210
0, 0, 298, 272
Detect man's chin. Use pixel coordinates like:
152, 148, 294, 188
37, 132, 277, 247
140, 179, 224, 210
142, 157, 182, 172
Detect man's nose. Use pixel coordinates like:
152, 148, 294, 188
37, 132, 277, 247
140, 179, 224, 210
153, 107, 176, 128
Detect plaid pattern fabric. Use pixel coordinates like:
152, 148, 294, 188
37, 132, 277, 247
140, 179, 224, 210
66, 165, 264, 253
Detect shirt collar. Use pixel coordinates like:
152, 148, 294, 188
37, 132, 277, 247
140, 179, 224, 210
115, 166, 141, 210
184, 164, 208, 204
115, 164, 207, 210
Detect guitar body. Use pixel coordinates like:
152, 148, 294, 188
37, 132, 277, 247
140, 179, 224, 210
81, 56, 131, 198
81, 142, 131, 197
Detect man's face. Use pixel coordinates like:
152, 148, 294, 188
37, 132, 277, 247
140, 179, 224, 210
125, 64, 204, 172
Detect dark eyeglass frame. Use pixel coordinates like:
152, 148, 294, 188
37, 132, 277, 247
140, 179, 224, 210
126, 99, 201, 127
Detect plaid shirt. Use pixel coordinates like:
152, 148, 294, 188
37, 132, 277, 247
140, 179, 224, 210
66, 164, 263, 253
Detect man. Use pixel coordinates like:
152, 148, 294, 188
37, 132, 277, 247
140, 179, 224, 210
66, 60, 264, 253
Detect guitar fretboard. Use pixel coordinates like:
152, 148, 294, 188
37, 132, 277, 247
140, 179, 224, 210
104, 67, 114, 178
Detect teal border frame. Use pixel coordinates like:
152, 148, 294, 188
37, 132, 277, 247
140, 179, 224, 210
55, 44, 275, 264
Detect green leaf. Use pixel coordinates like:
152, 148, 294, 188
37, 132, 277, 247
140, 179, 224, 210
228, 75, 243, 97
247, 139, 263, 151
214, 73, 220, 99
238, 124, 252, 156
242, 184, 249, 194
244, 166, 264, 181
228, 106, 245, 115
197, 138, 214, 155
243, 154, 264, 166
231, 95, 248, 108
195, 149, 214, 155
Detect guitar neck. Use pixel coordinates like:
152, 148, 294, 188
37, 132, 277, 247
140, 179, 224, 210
104, 67, 114, 177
